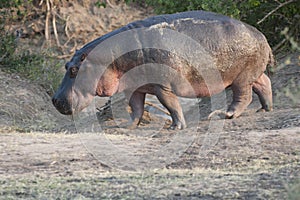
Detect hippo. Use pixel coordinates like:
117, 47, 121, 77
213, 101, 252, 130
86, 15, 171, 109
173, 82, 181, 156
52, 10, 274, 130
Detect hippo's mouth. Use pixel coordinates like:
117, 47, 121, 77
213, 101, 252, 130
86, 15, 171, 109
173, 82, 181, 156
52, 98, 74, 115
53, 90, 95, 115
59, 108, 73, 115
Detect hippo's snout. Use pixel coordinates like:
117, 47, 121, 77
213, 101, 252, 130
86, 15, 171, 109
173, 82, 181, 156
52, 96, 73, 115
52, 72, 77, 115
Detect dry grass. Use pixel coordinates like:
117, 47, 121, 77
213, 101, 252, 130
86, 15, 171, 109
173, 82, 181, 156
0, 164, 299, 199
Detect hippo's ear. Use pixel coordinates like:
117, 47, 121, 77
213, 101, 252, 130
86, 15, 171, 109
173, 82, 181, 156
81, 53, 87, 62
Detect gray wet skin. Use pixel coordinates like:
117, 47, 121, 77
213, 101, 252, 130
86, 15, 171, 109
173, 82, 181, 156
52, 10, 273, 130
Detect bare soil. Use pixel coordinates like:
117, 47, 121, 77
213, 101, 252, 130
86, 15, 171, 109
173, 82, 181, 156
0, 2, 299, 199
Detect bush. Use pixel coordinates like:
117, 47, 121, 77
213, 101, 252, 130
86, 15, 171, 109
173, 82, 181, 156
130, 0, 300, 52
0, 24, 63, 96
0, 0, 63, 95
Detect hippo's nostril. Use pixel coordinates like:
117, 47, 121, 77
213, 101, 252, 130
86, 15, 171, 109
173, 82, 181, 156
51, 97, 73, 115
52, 98, 58, 106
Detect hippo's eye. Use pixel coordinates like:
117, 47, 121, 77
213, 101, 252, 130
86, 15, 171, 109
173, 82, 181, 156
70, 67, 78, 78
81, 53, 86, 62
65, 62, 70, 70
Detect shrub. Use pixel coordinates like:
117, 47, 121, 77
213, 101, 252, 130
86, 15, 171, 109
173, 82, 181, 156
129, 0, 300, 52
0, 23, 63, 96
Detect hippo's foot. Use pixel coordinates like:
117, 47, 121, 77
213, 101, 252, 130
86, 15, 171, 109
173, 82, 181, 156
256, 108, 266, 113
208, 110, 228, 120
224, 111, 238, 119
126, 123, 138, 130
256, 107, 272, 113
168, 121, 187, 130
208, 110, 242, 120
126, 118, 140, 129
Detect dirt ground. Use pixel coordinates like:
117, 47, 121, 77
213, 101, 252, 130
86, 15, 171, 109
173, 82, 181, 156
0, 2, 300, 199
0, 54, 299, 200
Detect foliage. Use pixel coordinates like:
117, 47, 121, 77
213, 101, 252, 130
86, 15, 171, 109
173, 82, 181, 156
0, 0, 63, 95
0, 25, 63, 95
95, 0, 107, 8
0, 0, 26, 8
0, 0, 33, 21
130, 0, 300, 51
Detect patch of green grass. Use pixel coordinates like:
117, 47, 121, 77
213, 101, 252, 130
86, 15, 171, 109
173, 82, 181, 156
0, 26, 63, 96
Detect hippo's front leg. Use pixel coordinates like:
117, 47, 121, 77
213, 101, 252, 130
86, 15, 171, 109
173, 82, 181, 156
155, 86, 187, 130
128, 91, 146, 129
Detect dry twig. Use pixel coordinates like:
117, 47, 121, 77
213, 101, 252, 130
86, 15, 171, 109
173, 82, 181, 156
45, 0, 51, 43
106, 0, 115, 8
57, 54, 74, 59
64, 15, 71, 39
257, 0, 297, 25
50, 0, 61, 47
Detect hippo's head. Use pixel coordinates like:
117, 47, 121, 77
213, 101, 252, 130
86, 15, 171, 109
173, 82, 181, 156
52, 46, 121, 115
52, 49, 90, 115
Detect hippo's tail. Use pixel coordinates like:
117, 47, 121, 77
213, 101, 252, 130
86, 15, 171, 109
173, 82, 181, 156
266, 50, 276, 76
268, 51, 276, 67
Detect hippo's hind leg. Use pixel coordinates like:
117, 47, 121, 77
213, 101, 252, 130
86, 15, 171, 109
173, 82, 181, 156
252, 73, 273, 112
227, 80, 253, 119
128, 91, 146, 129
155, 86, 186, 130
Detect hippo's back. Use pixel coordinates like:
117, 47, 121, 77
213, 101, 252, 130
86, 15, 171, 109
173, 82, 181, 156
128, 10, 268, 49
122, 11, 272, 74
84, 10, 271, 68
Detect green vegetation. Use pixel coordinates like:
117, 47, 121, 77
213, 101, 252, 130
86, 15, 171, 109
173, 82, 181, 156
0, 10, 63, 95
0, 29, 63, 95
131, 0, 300, 51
